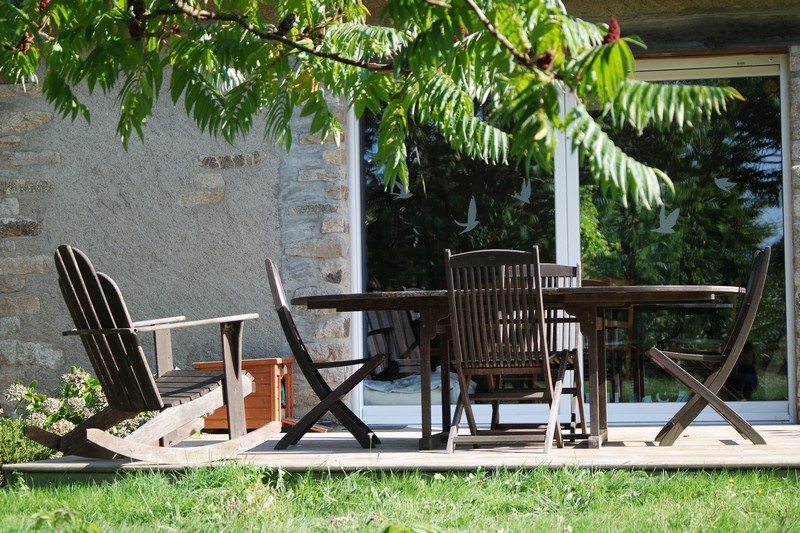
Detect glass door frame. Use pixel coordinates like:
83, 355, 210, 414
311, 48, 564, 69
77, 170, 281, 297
352, 53, 796, 427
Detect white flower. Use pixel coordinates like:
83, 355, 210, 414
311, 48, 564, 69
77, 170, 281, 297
50, 419, 76, 436
42, 397, 62, 415
3, 383, 27, 403
27, 412, 47, 427
66, 397, 86, 413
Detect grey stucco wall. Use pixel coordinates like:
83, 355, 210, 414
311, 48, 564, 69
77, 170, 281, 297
0, 82, 292, 405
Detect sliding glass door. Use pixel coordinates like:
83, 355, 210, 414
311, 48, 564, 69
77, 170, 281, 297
357, 54, 794, 426
581, 55, 792, 423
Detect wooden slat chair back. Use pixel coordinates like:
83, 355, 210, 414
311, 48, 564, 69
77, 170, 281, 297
266, 259, 385, 449
24, 245, 280, 464
444, 248, 564, 453
55, 245, 162, 412
645, 246, 771, 445
366, 309, 421, 379
540, 263, 588, 438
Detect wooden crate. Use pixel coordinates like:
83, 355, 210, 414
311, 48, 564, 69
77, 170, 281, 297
192, 357, 294, 431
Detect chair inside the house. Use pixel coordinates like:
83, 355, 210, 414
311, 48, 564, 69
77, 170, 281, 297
644, 246, 771, 446
582, 277, 642, 403
266, 259, 385, 449
540, 262, 588, 439
444, 247, 564, 453
366, 309, 421, 381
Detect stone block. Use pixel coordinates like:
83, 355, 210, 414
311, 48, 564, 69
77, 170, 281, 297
0, 150, 60, 167
0, 136, 21, 148
298, 168, 345, 182
288, 203, 344, 216
0, 276, 24, 293
0, 217, 41, 237
322, 148, 348, 166
177, 190, 224, 206
285, 237, 347, 259
0, 179, 51, 194
311, 317, 350, 339
0, 255, 50, 275
321, 219, 346, 234
0, 340, 62, 369
0, 296, 40, 316
0, 85, 42, 98
0, 316, 20, 338
323, 267, 344, 284
325, 184, 348, 201
0, 197, 19, 216
199, 151, 266, 169
305, 342, 347, 363
0, 111, 54, 133
298, 133, 340, 145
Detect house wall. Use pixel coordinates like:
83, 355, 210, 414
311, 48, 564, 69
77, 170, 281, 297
0, 81, 353, 415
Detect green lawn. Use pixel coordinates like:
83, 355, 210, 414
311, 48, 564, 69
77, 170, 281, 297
1, 466, 799, 532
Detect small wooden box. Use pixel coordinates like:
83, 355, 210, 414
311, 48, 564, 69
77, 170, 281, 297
192, 357, 294, 430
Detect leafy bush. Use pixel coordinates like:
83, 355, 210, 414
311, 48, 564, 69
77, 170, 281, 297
0, 416, 52, 466
1, 366, 152, 468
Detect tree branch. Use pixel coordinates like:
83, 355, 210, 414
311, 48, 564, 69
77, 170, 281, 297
166, 0, 394, 72
462, 0, 532, 66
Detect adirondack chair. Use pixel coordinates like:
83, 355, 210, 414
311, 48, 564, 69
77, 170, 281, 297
24, 245, 281, 464
266, 259, 385, 449
445, 248, 564, 453
645, 247, 771, 445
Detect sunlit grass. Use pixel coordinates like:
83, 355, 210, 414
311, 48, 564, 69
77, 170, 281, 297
1, 466, 799, 532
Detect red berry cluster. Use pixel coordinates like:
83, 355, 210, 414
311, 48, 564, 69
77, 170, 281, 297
603, 18, 621, 44
39, 0, 51, 12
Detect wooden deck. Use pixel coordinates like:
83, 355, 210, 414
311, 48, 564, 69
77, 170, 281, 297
4, 425, 800, 484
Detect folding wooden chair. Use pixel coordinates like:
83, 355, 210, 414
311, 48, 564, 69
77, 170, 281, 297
644, 247, 771, 445
445, 248, 564, 453
266, 259, 385, 449
25, 245, 281, 464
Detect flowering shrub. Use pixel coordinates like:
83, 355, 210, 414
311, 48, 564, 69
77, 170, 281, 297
1, 366, 153, 466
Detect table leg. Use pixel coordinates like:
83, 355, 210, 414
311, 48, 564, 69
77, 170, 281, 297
567, 304, 608, 448
418, 308, 449, 450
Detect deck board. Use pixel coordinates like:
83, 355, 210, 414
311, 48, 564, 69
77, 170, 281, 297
4, 425, 800, 484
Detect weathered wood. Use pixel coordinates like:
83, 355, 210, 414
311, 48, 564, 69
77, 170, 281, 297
84, 421, 281, 465
42, 245, 267, 462
645, 247, 771, 446
445, 248, 564, 454
266, 259, 385, 450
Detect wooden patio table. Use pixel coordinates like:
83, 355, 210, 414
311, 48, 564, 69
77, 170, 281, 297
293, 284, 744, 450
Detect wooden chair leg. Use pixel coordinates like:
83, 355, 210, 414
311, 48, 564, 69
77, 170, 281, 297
274, 360, 381, 450
648, 349, 765, 445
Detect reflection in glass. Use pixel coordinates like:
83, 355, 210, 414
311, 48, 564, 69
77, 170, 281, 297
580, 76, 787, 403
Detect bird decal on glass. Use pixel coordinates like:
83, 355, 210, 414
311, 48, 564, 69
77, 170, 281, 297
392, 182, 413, 200
652, 204, 680, 234
715, 177, 735, 193
510, 178, 531, 204
455, 196, 479, 234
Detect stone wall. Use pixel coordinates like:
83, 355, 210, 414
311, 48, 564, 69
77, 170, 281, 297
273, 101, 353, 413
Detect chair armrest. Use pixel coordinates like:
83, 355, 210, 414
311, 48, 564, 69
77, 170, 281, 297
63, 327, 135, 336
134, 313, 259, 332
315, 356, 382, 369
131, 316, 187, 327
